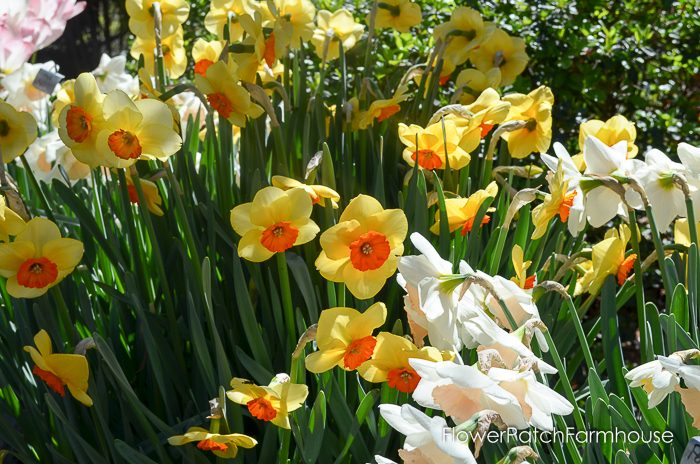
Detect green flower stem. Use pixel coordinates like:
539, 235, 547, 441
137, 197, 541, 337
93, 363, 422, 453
51, 287, 75, 344
19, 155, 55, 222
628, 209, 649, 360
563, 295, 595, 370
541, 329, 586, 432
129, 169, 178, 338
645, 204, 672, 301
276, 252, 296, 351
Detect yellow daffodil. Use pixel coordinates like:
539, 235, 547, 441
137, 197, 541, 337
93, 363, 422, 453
126, 0, 190, 39
358, 332, 450, 393
95, 90, 182, 168
51, 79, 75, 127
578, 114, 638, 159
192, 39, 224, 77
373, 0, 421, 33
398, 120, 471, 171
194, 61, 263, 127
227, 374, 308, 429
0, 100, 37, 162
502, 86, 554, 158
510, 245, 535, 290
443, 88, 511, 147
230, 12, 277, 82
455, 68, 502, 105
205, 0, 253, 41
356, 85, 410, 129
168, 427, 257, 458
23, 329, 92, 406
430, 181, 498, 235
576, 224, 637, 296
271, 175, 340, 208
230, 186, 319, 262
305, 302, 386, 373
270, 0, 316, 51
531, 163, 577, 240
316, 195, 407, 299
131, 26, 187, 79
311, 9, 365, 61
433, 7, 493, 66
0, 195, 25, 242
125, 174, 164, 216
58, 73, 106, 167
674, 219, 700, 248
469, 28, 528, 87
0, 217, 83, 298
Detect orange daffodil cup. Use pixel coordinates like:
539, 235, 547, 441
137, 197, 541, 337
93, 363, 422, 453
0, 217, 83, 299
316, 195, 408, 300
230, 186, 320, 262
24, 330, 92, 406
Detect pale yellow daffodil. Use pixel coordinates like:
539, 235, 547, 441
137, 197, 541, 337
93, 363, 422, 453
430, 181, 498, 235
227, 374, 308, 429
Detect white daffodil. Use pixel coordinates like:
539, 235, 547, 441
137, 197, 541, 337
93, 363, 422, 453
379, 403, 477, 464
625, 351, 700, 408
625, 359, 679, 408
409, 359, 528, 429
397, 232, 463, 351
582, 136, 644, 227
634, 148, 688, 231
677, 142, 700, 217
541, 142, 585, 235
91, 53, 139, 95
372, 457, 398, 464
486, 367, 573, 431
1, 61, 58, 129
486, 275, 540, 329
476, 319, 556, 375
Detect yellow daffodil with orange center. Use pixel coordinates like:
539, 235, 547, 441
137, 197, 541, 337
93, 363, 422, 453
230, 186, 319, 262
502, 86, 554, 158
194, 61, 263, 127
0, 100, 37, 163
191, 38, 224, 76
271, 175, 340, 208
96, 90, 182, 168
316, 195, 407, 299
227, 374, 308, 429
24, 330, 92, 406
0, 195, 25, 242
0, 218, 83, 298
433, 7, 494, 66
356, 85, 410, 129
131, 26, 187, 79
373, 0, 422, 33
455, 69, 502, 105
126, 0, 189, 39
311, 9, 365, 61
463, 88, 511, 138
430, 182, 498, 235
168, 427, 257, 458
398, 120, 471, 171
205, 0, 252, 41
531, 163, 576, 240
305, 302, 386, 373
469, 27, 529, 87
578, 114, 638, 159
125, 174, 165, 216
358, 332, 450, 393
576, 224, 637, 296
58, 73, 106, 167
510, 245, 535, 290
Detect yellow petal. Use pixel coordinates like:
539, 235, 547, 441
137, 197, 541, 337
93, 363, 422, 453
230, 203, 255, 236
15, 218, 61, 250
238, 229, 274, 262
0, 241, 35, 277
339, 195, 384, 223
42, 238, 83, 271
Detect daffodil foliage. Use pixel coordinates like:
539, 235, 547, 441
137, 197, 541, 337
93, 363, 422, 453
0, 1, 699, 464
